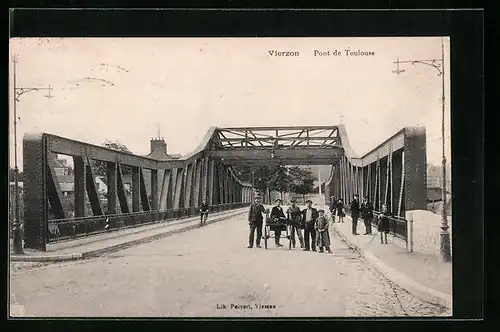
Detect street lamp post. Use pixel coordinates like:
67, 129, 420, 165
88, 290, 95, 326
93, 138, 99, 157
11, 55, 53, 254
392, 37, 451, 262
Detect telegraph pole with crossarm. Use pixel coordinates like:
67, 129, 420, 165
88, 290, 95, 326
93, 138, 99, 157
392, 37, 450, 262
11, 55, 53, 254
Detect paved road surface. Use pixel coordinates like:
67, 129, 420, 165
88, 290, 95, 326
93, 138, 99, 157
10, 214, 448, 317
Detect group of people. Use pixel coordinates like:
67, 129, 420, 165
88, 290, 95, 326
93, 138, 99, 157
247, 196, 332, 253
247, 194, 394, 250
329, 194, 392, 244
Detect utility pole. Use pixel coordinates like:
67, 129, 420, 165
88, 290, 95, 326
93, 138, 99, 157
318, 166, 322, 196
11, 55, 53, 254
392, 37, 451, 262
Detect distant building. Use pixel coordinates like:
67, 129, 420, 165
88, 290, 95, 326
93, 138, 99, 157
54, 158, 71, 177
145, 137, 181, 160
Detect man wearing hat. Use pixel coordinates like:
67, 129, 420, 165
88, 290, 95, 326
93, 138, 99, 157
269, 198, 287, 247
248, 196, 266, 248
287, 199, 305, 248
301, 199, 319, 251
329, 196, 337, 224
350, 194, 361, 235
360, 196, 374, 235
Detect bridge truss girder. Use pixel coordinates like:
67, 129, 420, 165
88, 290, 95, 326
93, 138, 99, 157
22, 133, 254, 251
323, 126, 426, 217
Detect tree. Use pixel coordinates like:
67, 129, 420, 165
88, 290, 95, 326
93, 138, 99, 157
94, 140, 133, 176
268, 164, 292, 200
289, 167, 316, 202
233, 164, 317, 203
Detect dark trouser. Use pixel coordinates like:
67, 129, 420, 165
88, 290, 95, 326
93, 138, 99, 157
274, 229, 281, 244
363, 217, 372, 234
249, 221, 263, 247
290, 225, 304, 246
270, 225, 284, 244
352, 216, 359, 234
200, 212, 208, 223
304, 226, 316, 251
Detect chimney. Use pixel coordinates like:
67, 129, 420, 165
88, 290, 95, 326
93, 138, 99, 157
150, 137, 167, 155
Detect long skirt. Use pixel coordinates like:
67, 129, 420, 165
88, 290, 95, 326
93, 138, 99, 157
316, 230, 330, 247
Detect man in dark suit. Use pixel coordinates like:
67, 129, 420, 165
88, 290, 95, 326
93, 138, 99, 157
360, 196, 374, 235
301, 200, 319, 251
248, 196, 266, 248
350, 194, 361, 235
270, 199, 287, 247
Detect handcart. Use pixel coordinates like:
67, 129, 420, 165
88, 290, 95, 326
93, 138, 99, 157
262, 214, 293, 250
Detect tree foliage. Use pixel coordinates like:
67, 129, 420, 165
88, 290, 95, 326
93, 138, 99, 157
94, 140, 132, 176
232, 164, 317, 199
289, 167, 316, 197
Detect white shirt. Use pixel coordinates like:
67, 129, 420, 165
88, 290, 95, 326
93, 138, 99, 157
306, 208, 312, 222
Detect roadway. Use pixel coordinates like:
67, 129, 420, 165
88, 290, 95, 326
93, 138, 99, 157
10, 211, 447, 317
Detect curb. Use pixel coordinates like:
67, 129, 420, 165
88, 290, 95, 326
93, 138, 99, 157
332, 225, 452, 310
10, 210, 246, 262
10, 253, 83, 262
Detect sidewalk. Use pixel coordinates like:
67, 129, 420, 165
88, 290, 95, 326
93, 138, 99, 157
327, 209, 452, 311
10, 208, 248, 262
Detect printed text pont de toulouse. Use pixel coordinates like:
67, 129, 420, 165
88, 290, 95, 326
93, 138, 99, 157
268, 48, 375, 57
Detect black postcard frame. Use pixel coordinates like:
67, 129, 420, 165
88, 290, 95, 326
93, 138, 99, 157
6, 7, 485, 329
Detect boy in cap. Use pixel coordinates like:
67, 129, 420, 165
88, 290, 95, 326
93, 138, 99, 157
315, 209, 332, 253
301, 199, 318, 251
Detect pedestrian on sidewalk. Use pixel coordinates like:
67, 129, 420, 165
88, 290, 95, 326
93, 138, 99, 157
377, 204, 391, 244
287, 199, 305, 248
270, 199, 287, 247
350, 194, 361, 235
248, 196, 266, 248
301, 200, 318, 251
360, 196, 374, 235
335, 198, 345, 223
329, 196, 337, 224
315, 209, 332, 253
199, 199, 209, 225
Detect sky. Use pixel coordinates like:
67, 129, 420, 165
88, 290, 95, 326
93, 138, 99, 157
9, 37, 451, 171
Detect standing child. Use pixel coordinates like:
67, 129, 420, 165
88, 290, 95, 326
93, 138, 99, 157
315, 209, 332, 253
336, 198, 345, 223
377, 204, 391, 244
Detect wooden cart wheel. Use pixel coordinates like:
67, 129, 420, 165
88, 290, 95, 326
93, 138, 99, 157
264, 226, 268, 249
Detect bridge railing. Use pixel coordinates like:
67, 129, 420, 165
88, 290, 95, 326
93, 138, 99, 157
344, 206, 408, 243
371, 211, 408, 242
47, 202, 250, 243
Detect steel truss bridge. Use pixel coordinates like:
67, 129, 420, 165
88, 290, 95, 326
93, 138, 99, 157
22, 125, 426, 251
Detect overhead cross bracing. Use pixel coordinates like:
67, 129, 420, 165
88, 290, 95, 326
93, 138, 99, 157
207, 126, 344, 166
